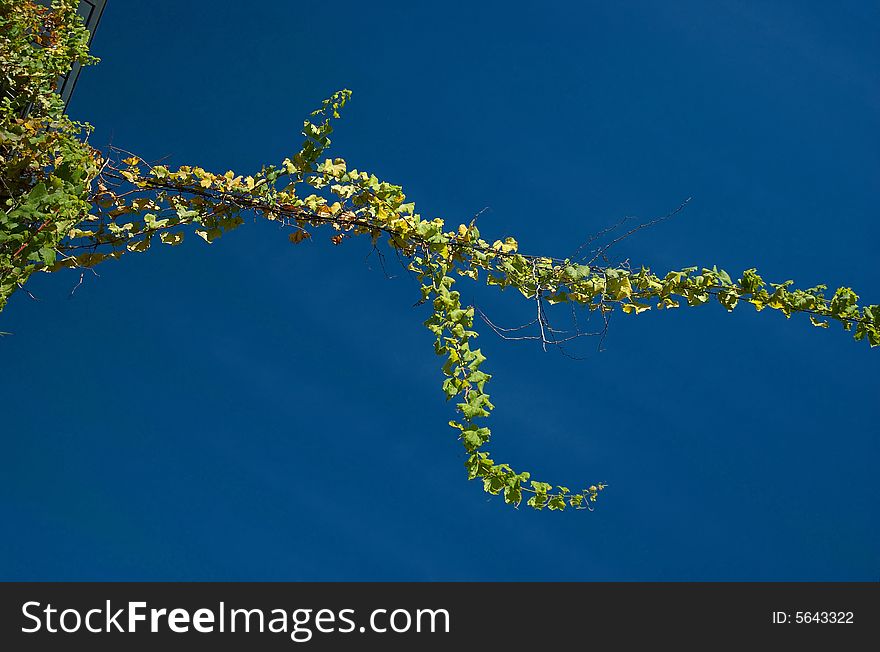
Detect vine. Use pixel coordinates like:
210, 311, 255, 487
0, 0, 100, 310
2, 1, 877, 511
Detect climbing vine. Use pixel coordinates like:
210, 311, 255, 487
0, 0, 100, 310
2, 1, 877, 511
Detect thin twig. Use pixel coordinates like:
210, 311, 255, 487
587, 197, 691, 266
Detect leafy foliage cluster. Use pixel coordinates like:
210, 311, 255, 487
0, 0, 100, 309
2, 1, 876, 510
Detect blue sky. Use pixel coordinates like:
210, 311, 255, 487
1, 0, 877, 580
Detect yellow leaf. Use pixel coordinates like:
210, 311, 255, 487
621, 301, 650, 315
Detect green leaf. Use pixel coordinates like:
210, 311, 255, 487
37, 247, 56, 266
159, 231, 184, 246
